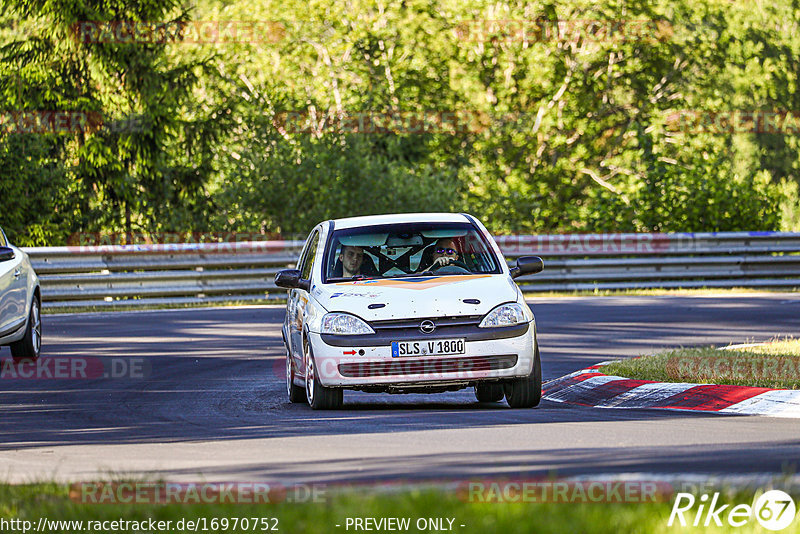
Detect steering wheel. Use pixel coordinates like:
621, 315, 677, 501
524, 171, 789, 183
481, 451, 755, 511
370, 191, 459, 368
424, 259, 471, 274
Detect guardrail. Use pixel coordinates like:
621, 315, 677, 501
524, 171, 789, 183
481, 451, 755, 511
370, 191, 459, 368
23, 231, 800, 309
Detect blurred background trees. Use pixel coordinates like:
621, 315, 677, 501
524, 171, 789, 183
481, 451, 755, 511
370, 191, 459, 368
1, 0, 798, 244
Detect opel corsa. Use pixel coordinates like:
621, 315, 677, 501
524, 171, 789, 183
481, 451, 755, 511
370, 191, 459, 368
276, 213, 544, 409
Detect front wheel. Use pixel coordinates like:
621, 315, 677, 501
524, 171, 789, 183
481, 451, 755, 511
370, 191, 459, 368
11, 296, 41, 362
504, 342, 542, 408
474, 383, 504, 402
286, 349, 307, 403
304, 343, 343, 410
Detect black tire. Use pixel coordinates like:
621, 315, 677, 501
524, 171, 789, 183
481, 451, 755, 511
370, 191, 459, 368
504, 342, 542, 408
286, 349, 307, 403
474, 383, 505, 402
11, 295, 41, 362
304, 343, 343, 410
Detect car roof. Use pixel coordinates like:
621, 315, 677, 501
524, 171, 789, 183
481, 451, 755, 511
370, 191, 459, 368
329, 213, 472, 230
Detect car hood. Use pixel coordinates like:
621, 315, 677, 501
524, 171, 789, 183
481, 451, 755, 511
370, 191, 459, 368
314, 274, 520, 321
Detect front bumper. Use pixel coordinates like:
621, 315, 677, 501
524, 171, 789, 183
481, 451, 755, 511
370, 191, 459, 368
308, 321, 536, 388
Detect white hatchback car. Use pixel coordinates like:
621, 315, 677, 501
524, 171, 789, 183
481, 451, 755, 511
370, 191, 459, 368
0, 226, 42, 361
276, 213, 544, 409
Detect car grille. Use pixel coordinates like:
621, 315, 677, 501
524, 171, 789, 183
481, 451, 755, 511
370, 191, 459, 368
338, 354, 518, 378
369, 315, 483, 334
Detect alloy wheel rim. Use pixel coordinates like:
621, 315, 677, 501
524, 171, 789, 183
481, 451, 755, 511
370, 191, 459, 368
31, 301, 41, 355
305, 347, 315, 404
285, 352, 293, 397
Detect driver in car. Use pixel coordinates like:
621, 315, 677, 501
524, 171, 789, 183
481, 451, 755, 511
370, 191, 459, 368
339, 245, 365, 277
421, 238, 462, 271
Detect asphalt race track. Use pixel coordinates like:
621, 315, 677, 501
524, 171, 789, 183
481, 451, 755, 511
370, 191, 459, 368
1, 294, 800, 485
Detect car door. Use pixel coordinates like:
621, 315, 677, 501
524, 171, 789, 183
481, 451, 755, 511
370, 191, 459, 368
288, 228, 320, 368
286, 233, 310, 359
0, 227, 26, 335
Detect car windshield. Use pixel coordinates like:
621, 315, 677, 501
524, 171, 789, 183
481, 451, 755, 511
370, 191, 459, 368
323, 222, 502, 282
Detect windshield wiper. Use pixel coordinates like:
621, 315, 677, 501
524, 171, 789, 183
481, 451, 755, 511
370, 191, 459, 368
381, 272, 433, 279
382, 271, 467, 279
327, 275, 379, 282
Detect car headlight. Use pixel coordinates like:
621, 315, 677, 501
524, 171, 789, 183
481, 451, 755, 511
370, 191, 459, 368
321, 313, 375, 335
479, 303, 527, 328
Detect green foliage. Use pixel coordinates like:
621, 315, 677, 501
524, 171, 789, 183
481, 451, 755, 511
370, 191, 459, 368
0, 133, 72, 245
779, 179, 800, 231
0, 0, 231, 242
0, 0, 797, 243
215, 98, 464, 234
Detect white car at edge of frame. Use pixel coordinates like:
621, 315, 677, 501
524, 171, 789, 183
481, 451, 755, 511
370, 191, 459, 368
275, 213, 544, 410
0, 225, 42, 361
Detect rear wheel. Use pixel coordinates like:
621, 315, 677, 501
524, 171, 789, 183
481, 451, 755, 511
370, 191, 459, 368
304, 343, 343, 410
286, 348, 307, 403
11, 296, 41, 362
474, 383, 504, 402
504, 342, 542, 408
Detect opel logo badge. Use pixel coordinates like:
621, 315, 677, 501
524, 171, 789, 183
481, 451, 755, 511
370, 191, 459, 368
419, 320, 436, 334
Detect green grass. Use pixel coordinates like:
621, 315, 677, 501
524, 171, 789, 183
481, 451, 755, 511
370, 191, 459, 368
602, 339, 800, 389
1, 483, 797, 534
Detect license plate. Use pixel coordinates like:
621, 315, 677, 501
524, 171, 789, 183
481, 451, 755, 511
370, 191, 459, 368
391, 339, 465, 357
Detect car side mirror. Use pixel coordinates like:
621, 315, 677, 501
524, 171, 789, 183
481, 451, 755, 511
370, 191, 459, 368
0, 246, 15, 262
275, 269, 311, 291
510, 256, 544, 279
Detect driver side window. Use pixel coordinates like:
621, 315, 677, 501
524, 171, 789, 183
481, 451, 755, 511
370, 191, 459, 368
0, 227, 7, 247
299, 231, 320, 280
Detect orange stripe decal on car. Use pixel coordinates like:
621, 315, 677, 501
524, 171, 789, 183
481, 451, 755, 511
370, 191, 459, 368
333, 274, 491, 290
